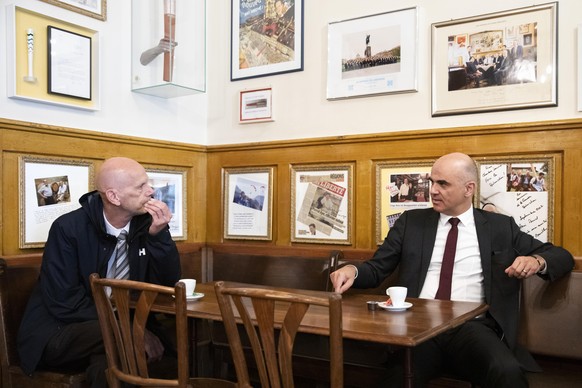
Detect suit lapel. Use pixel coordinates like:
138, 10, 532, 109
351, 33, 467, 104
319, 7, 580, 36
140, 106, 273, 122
474, 209, 492, 302
418, 210, 439, 293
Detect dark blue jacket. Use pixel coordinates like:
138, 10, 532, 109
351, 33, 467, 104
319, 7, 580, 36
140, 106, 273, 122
17, 191, 181, 374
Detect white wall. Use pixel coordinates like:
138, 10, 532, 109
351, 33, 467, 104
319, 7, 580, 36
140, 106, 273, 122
0, 0, 208, 144
207, 0, 582, 145
1, 1, 581, 146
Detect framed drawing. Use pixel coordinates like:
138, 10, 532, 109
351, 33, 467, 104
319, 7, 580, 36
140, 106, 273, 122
40, 0, 107, 21
326, 6, 418, 100
19, 156, 94, 248
231, 0, 303, 81
223, 167, 273, 240
291, 163, 353, 244
239, 88, 273, 123
475, 155, 555, 243
432, 2, 558, 116
48, 26, 92, 100
375, 161, 433, 245
146, 167, 187, 241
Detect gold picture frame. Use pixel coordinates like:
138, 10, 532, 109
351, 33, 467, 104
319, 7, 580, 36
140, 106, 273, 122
145, 166, 188, 241
291, 163, 353, 245
19, 155, 94, 248
375, 160, 433, 245
41, 0, 107, 21
223, 167, 274, 241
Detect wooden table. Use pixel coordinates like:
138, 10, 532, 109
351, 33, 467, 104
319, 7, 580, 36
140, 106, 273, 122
153, 282, 488, 387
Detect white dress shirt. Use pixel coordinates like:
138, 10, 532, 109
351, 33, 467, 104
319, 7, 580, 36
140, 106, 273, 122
419, 207, 485, 303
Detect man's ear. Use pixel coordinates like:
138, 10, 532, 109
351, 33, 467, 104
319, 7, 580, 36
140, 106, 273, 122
465, 181, 476, 198
105, 189, 121, 206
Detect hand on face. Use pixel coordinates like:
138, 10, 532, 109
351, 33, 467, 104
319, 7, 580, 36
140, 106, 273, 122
144, 198, 172, 235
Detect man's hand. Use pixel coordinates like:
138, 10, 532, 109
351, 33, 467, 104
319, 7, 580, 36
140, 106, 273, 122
505, 255, 545, 279
144, 198, 172, 235
144, 329, 164, 363
330, 265, 357, 294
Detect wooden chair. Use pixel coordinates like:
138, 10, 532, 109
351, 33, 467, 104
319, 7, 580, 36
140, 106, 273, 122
214, 281, 343, 388
89, 274, 235, 388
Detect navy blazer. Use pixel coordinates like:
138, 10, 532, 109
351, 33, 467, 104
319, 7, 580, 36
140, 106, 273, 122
354, 208, 573, 367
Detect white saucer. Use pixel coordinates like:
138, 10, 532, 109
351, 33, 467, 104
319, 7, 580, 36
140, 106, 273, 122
187, 292, 204, 301
377, 301, 412, 312
173, 292, 204, 301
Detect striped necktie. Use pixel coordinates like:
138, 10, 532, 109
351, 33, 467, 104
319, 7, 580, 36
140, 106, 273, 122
113, 230, 129, 280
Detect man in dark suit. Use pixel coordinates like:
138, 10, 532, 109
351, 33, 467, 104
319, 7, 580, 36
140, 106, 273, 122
330, 152, 574, 387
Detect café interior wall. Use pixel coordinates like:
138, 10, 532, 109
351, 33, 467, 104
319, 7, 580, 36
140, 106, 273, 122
206, 0, 582, 145
0, 0, 208, 145
0, 0, 580, 146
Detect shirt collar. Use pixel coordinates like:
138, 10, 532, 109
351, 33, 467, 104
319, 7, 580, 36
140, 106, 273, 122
439, 206, 474, 227
103, 211, 130, 237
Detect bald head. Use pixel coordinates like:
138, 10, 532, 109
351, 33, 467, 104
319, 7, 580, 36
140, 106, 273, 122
433, 152, 478, 184
96, 157, 146, 193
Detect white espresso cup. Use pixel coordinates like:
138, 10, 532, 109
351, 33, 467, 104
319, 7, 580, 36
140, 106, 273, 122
386, 286, 408, 307
179, 278, 196, 296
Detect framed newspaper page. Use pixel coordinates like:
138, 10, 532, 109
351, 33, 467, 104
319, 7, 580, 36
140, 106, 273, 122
291, 163, 353, 244
223, 167, 273, 241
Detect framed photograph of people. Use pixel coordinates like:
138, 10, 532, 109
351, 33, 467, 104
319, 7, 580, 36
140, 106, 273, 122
431, 2, 557, 116
375, 161, 433, 245
239, 88, 273, 123
19, 155, 94, 248
326, 6, 418, 100
40, 0, 107, 21
145, 167, 187, 241
474, 155, 555, 243
291, 163, 353, 244
231, 0, 303, 81
223, 167, 273, 240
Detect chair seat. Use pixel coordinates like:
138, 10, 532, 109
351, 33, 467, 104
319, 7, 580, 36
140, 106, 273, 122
189, 377, 237, 388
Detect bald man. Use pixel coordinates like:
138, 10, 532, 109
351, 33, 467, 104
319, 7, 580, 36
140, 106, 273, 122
330, 152, 573, 387
18, 157, 180, 387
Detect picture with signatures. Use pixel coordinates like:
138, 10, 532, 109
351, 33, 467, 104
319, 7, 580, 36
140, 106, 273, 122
475, 156, 554, 242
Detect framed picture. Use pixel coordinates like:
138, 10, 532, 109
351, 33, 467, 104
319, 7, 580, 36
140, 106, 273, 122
326, 6, 418, 100
375, 161, 433, 245
475, 155, 555, 243
291, 163, 353, 244
19, 156, 94, 248
223, 167, 273, 240
230, 0, 303, 81
40, 0, 107, 21
145, 167, 187, 241
431, 2, 558, 116
239, 88, 273, 123
6, 6, 100, 110
48, 26, 92, 100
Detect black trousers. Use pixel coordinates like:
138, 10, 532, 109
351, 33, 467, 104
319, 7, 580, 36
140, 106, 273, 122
41, 320, 108, 388
378, 316, 528, 388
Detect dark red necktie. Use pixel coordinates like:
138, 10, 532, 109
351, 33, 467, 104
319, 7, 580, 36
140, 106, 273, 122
435, 217, 460, 300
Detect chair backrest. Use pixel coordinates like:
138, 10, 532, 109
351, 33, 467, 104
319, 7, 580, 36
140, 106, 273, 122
89, 273, 189, 388
214, 281, 343, 388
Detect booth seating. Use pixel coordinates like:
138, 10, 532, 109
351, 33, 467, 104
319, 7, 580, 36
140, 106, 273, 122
1, 244, 581, 387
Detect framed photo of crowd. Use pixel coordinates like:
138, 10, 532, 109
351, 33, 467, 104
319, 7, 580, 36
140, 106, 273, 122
375, 160, 433, 245
223, 167, 273, 241
326, 6, 418, 100
431, 2, 558, 116
291, 163, 353, 244
474, 155, 555, 243
19, 155, 94, 248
